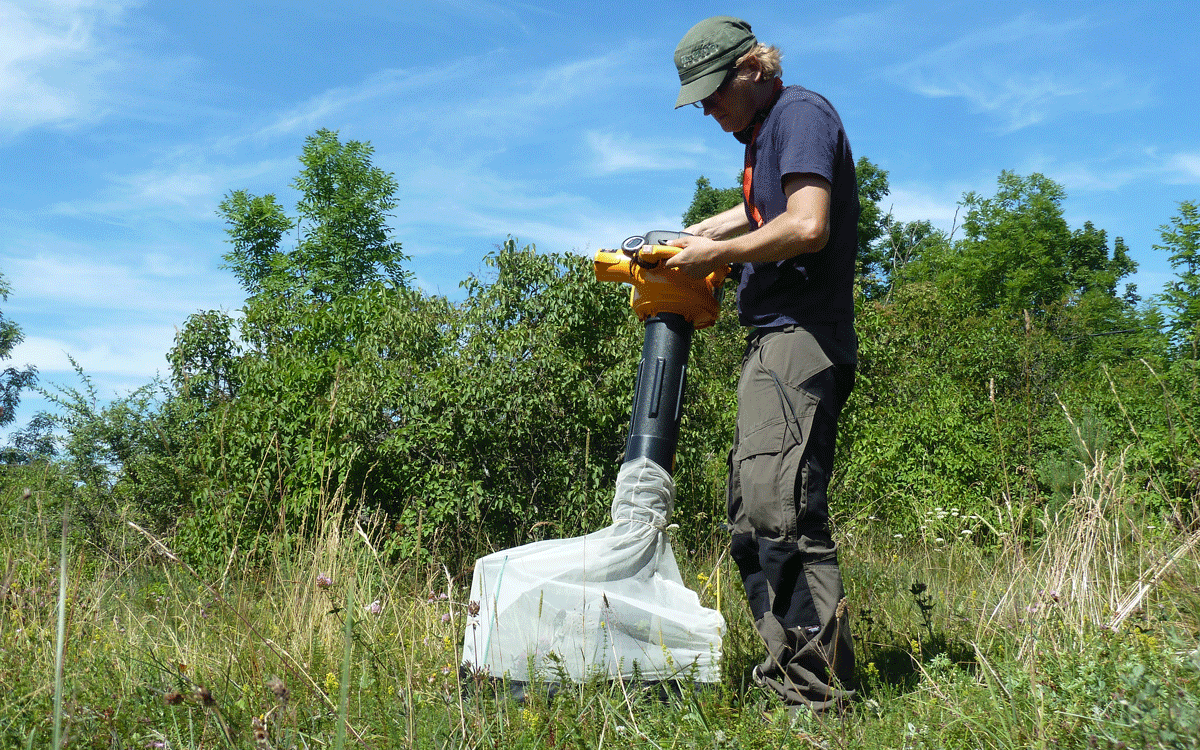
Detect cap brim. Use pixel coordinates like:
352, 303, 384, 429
674, 67, 730, 109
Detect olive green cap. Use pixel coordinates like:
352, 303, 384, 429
673, 16, 756, 109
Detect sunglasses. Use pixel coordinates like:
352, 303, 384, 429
692, 66, 739, 109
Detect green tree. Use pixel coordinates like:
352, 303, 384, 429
1065, 222, 1139, 312
167, 309, 241, 405
218, 192, 292, 295
37, 358, 190, 535
0, 271, 37, 430
220, 129, 409, 304
951, 171, 1072, 317
855, 156, 892, 296
681, 174, 742, 228
1155, 200, 1200, 354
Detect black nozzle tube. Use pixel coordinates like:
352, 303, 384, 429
624, 312, 694, 473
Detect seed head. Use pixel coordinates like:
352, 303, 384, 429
266, 676, 289, 704
252, 715, 271, 749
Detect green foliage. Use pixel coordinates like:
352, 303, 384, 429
855, 157, 890, 253
38, 360, 189, 536
1156, 200, 1200, 354
218, 191, 293, 295
422, 241, 637, 547
22, 130, 1197, 575
169, 283, 453, 567
220, 128, 410, 304
3, 462, 1197, 750
854, 155, 898, 299
681, 174, 742, 229
0, 270, 37, 431
901, 171, 1068, 319
1, 412, 57, 464
167, 309, 241, 405
162, 238, 643, 569
911, 172, 1137, 328
876, 218, 952, 301
844, 283, 1018, 531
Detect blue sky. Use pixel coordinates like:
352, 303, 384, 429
2, 0, 1198, 435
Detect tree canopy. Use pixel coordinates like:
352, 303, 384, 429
0, 271, 37, 432
9, 130, 1198, 570
220, 128, 410, 304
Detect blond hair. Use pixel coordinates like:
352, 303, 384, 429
736, 43, 782, 80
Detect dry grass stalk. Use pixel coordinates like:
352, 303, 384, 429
1107, 528, 1200, 631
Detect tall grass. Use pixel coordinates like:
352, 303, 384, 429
1, 440, 1197, 748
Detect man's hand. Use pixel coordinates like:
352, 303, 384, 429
663, 174, 833, 277
659, 235, 727, 279
685, 204, 750, 240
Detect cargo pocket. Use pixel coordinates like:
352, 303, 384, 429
734, 378, 820, 540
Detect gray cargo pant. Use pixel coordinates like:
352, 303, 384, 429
727, 323, 856, 712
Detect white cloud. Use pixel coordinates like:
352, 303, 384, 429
882, 184, 967, 237
11, 326, 175, 380
254, 43, 641, 149
886, 13, 1147, 132
4, 249, 240, 315
1012, 146, 1200, 194
252, 66, 459, 141
585, 130, 710, 175
1167, 152, 1200, 184
419, 0, 562, 33
780, 7, 909, 55
0, 0, 136, 137
49, 156, 293, 222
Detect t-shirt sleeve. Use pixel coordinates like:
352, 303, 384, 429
773, 97, 839, 189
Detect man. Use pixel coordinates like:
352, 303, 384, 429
664, 16, 859, 713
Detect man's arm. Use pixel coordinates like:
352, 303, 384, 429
685, 203, 751, 239
663, 174, 831, 278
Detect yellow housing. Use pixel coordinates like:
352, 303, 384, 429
593, 247, 729, 329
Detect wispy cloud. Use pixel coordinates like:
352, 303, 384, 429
1167, 152, 1200, 184
252, 41, 643, 149
1014, 146, 1200, 194
4, 245, 240, 316
780, 7, 910, 55
886, 13, 1148, 132
421, 0, 563, 34
251, 66, 461, 141
0, 0, 137, 137
883, 184, 967, 236
50, 157, 293, 222
585, 131, 709, 174
13, 327, 177, 380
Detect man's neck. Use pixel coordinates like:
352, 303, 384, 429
749, 77, 782, 111
734, 78, 784, 144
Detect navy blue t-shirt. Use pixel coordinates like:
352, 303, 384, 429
736, 85, 858, 328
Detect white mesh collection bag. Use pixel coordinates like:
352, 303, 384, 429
461, 457, 725, 683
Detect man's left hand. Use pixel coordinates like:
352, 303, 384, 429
657, 235, 726, 279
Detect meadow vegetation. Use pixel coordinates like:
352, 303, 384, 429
1, 130, 1198, 748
